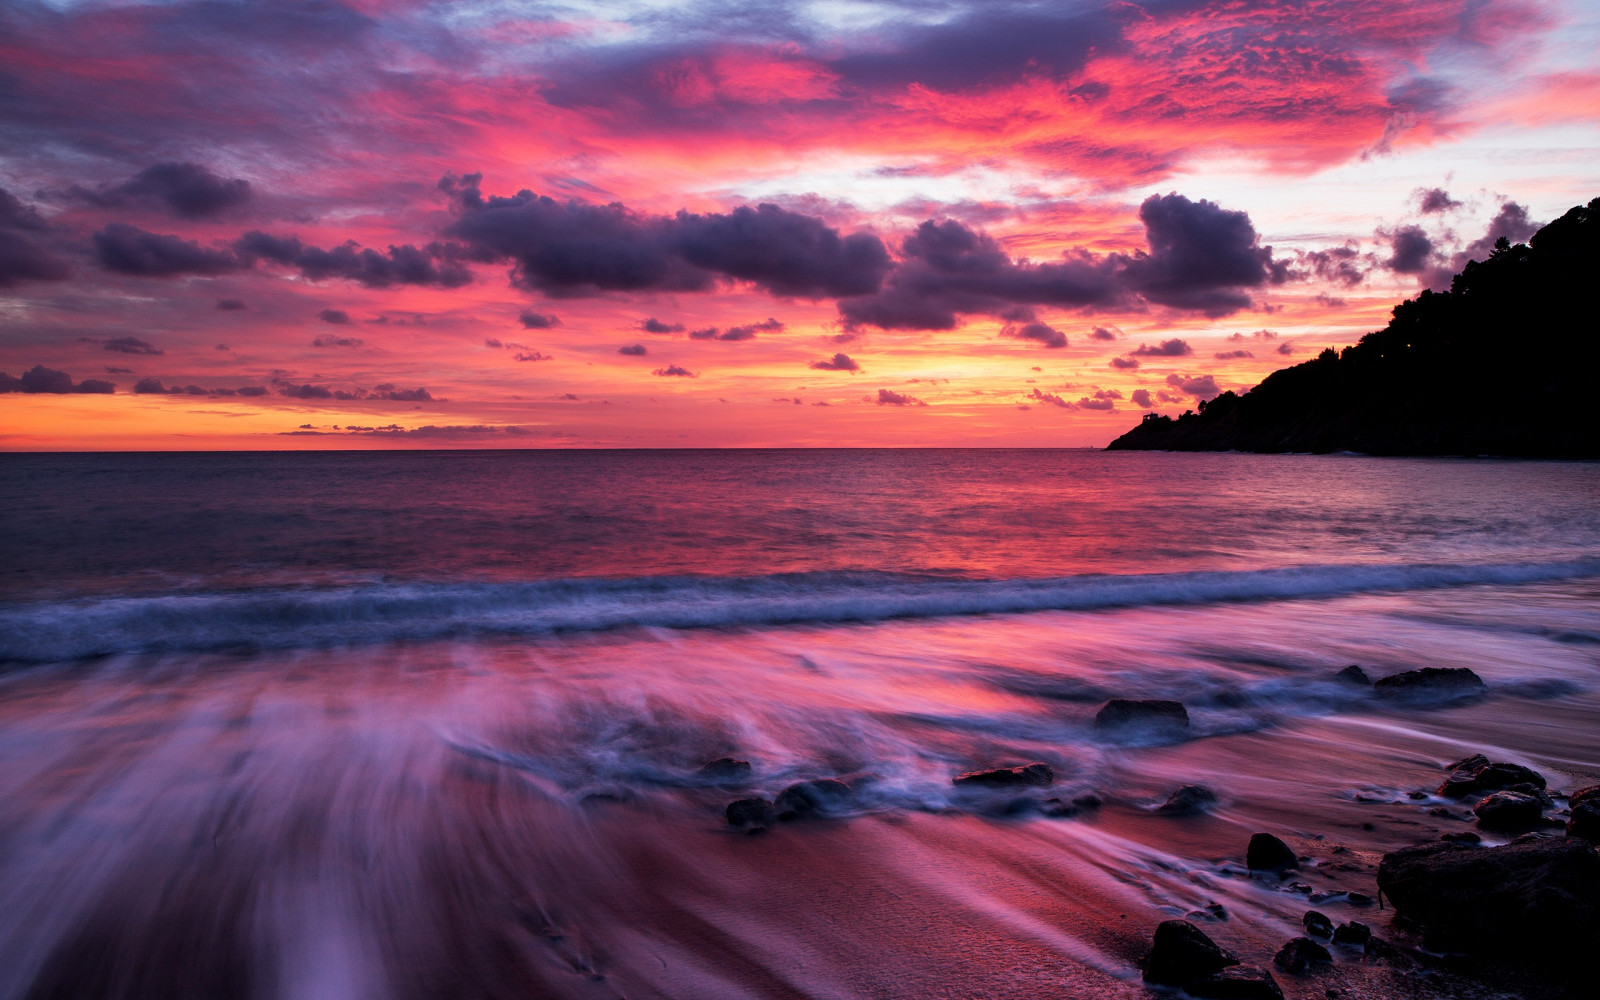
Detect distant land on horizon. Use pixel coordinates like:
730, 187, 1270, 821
1107, 198, 1599, 459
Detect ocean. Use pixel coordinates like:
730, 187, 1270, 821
1, 449, 1597, 999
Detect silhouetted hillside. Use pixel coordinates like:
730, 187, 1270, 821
1107, 198, 1599, 458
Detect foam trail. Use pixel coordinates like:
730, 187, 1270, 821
2, 557, 1597, 664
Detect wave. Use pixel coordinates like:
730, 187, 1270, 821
2, 558, 1597, 664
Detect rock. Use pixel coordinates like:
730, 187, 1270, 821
1345, 891, 1375, 906
1438, 757, 1547, 797
1363, 936, 1409, 966
1273, 937, 1332, 974
1376, 837, 1600, 954
1247, 833, 1298, 873
1441, 831, 1481, 844
1504, 782, 1554, 806
1185, 902, 1228, 923
1372, 667, 1486, 701
1570, 784, 1600, 809
1302, 911, 1334, 938
1473, 790, 1544, 830
772, 779, 852, 820
1184, 965, 1286, 1000
1570, 799, 1600, 842
1072, 792, 1104, 809
1331, 922, 1371, 947
1334, 665, 1371, 686
725, 797, 772, 828
1143, 919, 1239, 985
1157, 784, 1218, 815
952, 763, 1053, 788
698, 757, 752, 783
1095, 698, 1189, 735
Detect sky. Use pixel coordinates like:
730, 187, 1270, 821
1, 0, 1597, 450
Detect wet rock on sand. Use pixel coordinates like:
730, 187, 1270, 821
697, 757, 753, 783
1376, 837, 1600, 955
773, 778, 852, 820
1331, 921, 1370, 947
1157, 784, 1218, 816
725, 797, 772, 828
1438, 754, 1546, 797
1569, 789, 1600, 842
1094, 698, 1189, 735
952, 763, 1053, 788
1143, 919, 1238, 985
1184, 965, 1286, 1000
1372, 666, 1486, 701
1334, 664, 1371, 686
1246, 833, 1298, 873
1302, 910, 1334, 938
1272, 936, 1332, 974
1473, 790, 1545, 830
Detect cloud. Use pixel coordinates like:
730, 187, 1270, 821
0, 187, 71, 287
876, 388, 926, 406
215, 298, 246, 310
72, 162, 251, 218
513, 351, 552, 362
1003, 321, 1067, 349
235, 231, 472, 288
0, 365, 115, 394
1027, 388, 1071, 408
1119, 194, 1288, 314
1297, 243, 1367, 286
1458, 201, 1539, 264
442, 174, 891, 299
719, 317, 783, 341
105, 366, 132, 374
133, 377, 266, 397
1416, 187, 1461, 214
318, 308, 351, 325
519, 311, 560, 329
653, 364, 696, 377
1131, 389, 1154, 408
1109, 356, 1140, 369
312, 333, 363, 348
1275, 342, 1295, 355
618, 343, 647, 356
1214, 349, 1253, 360
103, 336, 163, 355
273, 380, 433, 402
1130, 338, 1192, 357
810, 353, 860, 371
94, 222, 240, 277
640, 317, 684, 333
1165, 373, 1220, 399
1090, 326, 1120, 340
1076, 396, 1116, 410
1384, 225, 1434, 274
283, 424, 529, 438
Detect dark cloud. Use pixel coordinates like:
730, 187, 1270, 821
273, 380, 432, 402
442, 175, 890, 300
1459, 201, 1539, 264
1214, 349, 1253, 360
1076, 395, 1116, 410
1275, 342, 1295, 355
282, 424, 526, 438
1165, 373, 1220, 399
484, 338, 503, 348
876, 388, 926, 406
810, 353, 860, 371
1130, 338, 1192, 357
105, 366, 133, 374
0, 187, 71, 287
1131, 388, 1154, 408
94, 222, 240, 276
1298, 243, 1367, 286
1109, 356, 1140, 370
653, 364, 696, 377
104, 336, 163, 355
641, 317, 683, 333
312, 333, 363, 348
1384, 225, 1434, 274
1027, 388, 1071, 408
1090, 326, 1120, 340
215, 298, 246, 310
1003, 321, 1067, 349
720, 317, 784, 341
689, 327, 719, 340
73, 162, 251, 218
618, 343, 647, 356
318, 308, 351, 325
235, 231, 472, 288
519, 311, 560, 329
1119, 194, 1288, 315
513, 351, 552, 362
1416, 187, 1461, 214
0, 365, 115, 394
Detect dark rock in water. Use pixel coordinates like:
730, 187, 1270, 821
1247, 832, 1298, 873
1364, 936, 1409, 966
1184, 965, 1286, 1000
1158, 784, 1218, 815
1334, 665, 1371, 686
1143, 919, 1239, 985
1302, 910, 1334, 938
1073, 792, 1104, 809
1449, 752, 1491, 772
698, 757, 753, 783
725, 797, 772, 828
1441, 831, 1481, 844
1569, 799, 1600, 842
1372, 667, 1486, 701
1570, 784, 1600, 809
773, 779, 852, 820
1273, 937, 1332, 974
1185, 902, 1229, 923
1439, 757, 1547, 797
1095, 698, 1189, 734
1473, 790, 1545, 830
1345, 891, 1375, 906
952, 762, 1053, 788
1376, 837, 1600, 955
1331, 921, 1371, 947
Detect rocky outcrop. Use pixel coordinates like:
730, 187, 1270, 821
725, 797, 772, 828
1473, 790, 1545, 830
952, 763, 1054, 788
1438, 755, 1546, 797
1246, 833, 1298, 873
1157, 784, 1218, 815
1094, 699, 1189, 735
772, 778, 852, 820
1272, 937, 1331, 974
1143, 920, 1238, 985
1184, 965, 1286, 999
1372, 667, 1486, 701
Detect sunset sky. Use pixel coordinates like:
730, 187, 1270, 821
1, 0, 1597, 449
